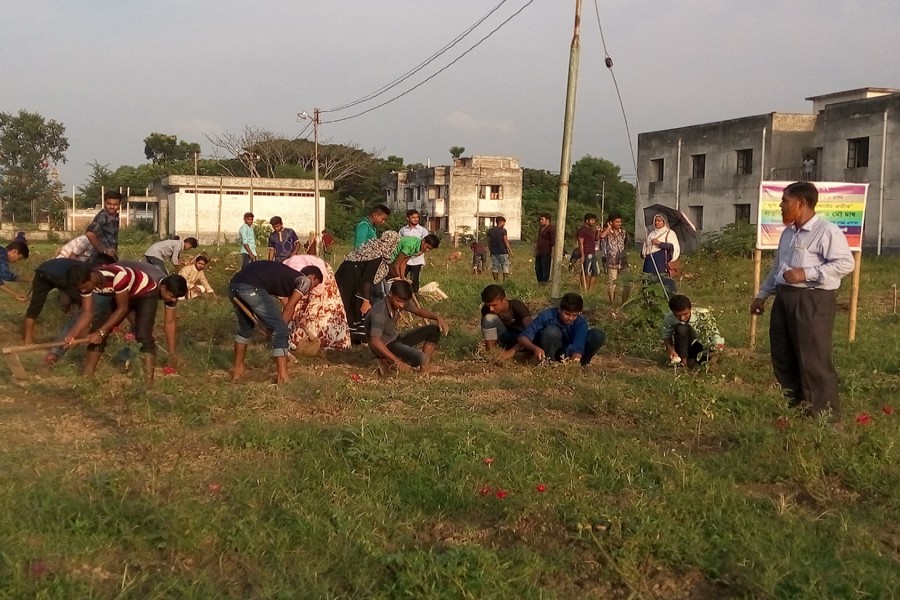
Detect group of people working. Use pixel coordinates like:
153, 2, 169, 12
0, 181, 855, 420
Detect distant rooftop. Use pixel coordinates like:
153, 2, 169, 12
805, 87, 899, 112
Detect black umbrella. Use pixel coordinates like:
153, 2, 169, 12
643, 204, 698, 253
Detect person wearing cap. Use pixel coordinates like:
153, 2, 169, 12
228, 261, 323, 383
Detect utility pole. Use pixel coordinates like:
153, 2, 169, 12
313, 107, 321, 257
194, 151, 200, 240
550, 0, 582, 300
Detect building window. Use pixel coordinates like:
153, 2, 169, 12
689, 205, 704, 230
847, 137, 869, 168
735, 203, 751, 223
736, 149, 753, 175
479, 185, 502, 200
651, 158, 665, 182
691, 154, 706, 179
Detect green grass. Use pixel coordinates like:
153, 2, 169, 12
0, 238, 897, 598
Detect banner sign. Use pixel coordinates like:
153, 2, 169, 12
757, 182, 868, 251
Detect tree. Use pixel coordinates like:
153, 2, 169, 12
0, 110, 69, 221
449, 146, 466, 160
569, 155, 636, 231
143, 132, 201, 164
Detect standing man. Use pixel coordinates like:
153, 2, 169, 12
398, 209, 429, 293
321, 229, 335, 262
267, 216, 300, 263
239, 212, 257, 267
85, 190, 121, 263
354, 204, 391, 249
598, 212, 631, 307
144, 237, 197, 274
576, 213, 599, 291
534, 212, 555, 285
802, 155, 816, 181
749, 181, 854, 419
487, 216, 512, 282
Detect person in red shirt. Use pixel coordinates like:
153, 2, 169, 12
66, 261, 187, 384
321, 229, 335, 262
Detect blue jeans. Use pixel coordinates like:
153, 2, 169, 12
50, 294, 114, 358
535, 325, 605, 365
229, 284, 290, 357
480, 313, 522, 349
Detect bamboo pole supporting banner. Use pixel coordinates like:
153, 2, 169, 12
848, 251, 862, 342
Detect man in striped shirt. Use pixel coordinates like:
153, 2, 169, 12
66, 261, 187, 383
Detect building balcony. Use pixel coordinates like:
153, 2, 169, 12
688, 178, 704, 193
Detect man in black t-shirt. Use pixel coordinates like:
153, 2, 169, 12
486, 216, 512, 282
228, 260, 323, 383
480, 284, 533, 361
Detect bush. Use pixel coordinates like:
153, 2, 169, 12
701, 221, 756, 258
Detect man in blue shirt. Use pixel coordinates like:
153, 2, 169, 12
750, 181, 854, 419
518, 292, 605, 367
0, 240, 29, 303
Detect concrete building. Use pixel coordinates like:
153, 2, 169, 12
150, 175, 333, 244
383, 155, 523, 240
636, 87, 900, 251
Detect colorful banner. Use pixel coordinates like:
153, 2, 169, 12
757, 182, 868, 251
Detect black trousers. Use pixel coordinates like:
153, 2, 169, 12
404, 264, 423, 293
769, 286, 839, 416
672, 323, 708, 366
87, 295, 160, 355
534, 254, 551, 283
26, 271, 81, 319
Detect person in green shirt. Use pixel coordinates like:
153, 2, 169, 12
391, 234, 441, 279
354, 205, 391, 249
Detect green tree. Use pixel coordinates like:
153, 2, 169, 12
0, 110, 69, 221
569, 155, 635, 231
143, 132, 201, 164
449, 146, 465, 160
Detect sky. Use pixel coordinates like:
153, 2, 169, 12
2, 0, 899, 192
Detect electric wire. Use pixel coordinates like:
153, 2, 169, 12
320, 0, 537, 125
323, 0, 510, 114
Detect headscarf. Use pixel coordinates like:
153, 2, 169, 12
343, 230, 401, 284
642, 213, 680, 261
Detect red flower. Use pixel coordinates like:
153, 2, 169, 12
350, 373, 362, 382
883, 405, 895, 416
478, 485, 491, 496
111, 326, 121, 334
208, 482, 221, 493
856, 413, 872, 425
535, 484, 546, 493
124, 332, 136, 343
162, 366, 177, 376
775, 416, 790, 430
482, 457, 494, 465
495, 489, 508, 500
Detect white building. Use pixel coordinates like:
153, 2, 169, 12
151, 175, 333, 243
383, 155, 524, 240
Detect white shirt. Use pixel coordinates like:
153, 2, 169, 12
758, 214, 855, 298
398, 224, 429, 266
56, 235, 93, 261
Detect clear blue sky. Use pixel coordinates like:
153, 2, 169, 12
2, 0, 898, 190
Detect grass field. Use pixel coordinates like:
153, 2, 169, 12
0, 238, 898, 599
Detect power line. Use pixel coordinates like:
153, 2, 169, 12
321, 0, 537, 125
323, 0, 510, 114
592, 0, 638, 196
